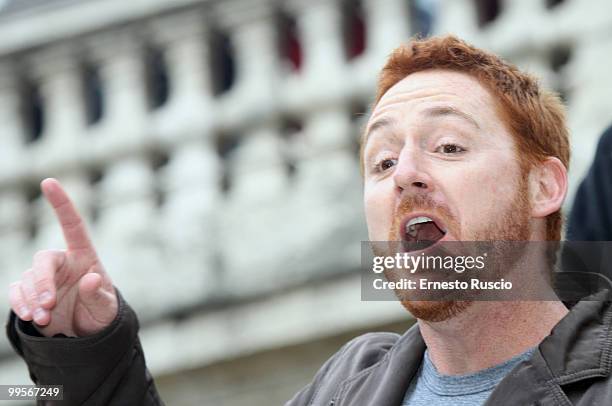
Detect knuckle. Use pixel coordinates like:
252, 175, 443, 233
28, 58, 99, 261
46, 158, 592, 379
33, 250, 64, 269
23, 289, 38, 304
33, 278, 51, 293
33, 249, 57, 264
64, 216, 82, 228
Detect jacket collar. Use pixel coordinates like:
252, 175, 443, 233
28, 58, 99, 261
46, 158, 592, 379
538, 289, 612, 383
337, 289, 612, 405
485, 289, 612, 406
335, 322, 425, 406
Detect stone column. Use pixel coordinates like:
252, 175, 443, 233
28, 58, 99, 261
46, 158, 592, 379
363, 0, 411, 60
213, 0, 280, 128
26, 44, 86, 162
0, 62, 25, 176
95, 155, 161, 321
433, 0, 480, 41
157, 139, 221, 305
147, 11, 217, 140
219, 124, 289, 295
0, 190, 30, 284
284, 0, 347, 110
350, 0, 411, 98
88, 30, 148, 139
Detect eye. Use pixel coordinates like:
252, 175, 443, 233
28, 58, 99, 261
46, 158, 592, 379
377, 158, 398, 172
435, 143, 465, 154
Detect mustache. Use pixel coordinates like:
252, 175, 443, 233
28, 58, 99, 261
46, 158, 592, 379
389, 194, 458, 239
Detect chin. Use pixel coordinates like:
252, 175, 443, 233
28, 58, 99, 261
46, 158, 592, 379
400, 300, 473, 323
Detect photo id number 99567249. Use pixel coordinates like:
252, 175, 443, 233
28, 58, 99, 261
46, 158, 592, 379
0, 385, 63, 400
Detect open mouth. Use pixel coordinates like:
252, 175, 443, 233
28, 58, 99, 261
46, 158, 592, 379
401, 215, 447, 252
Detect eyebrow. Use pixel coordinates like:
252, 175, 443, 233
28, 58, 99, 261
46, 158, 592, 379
364, 105, 481, 145
364, 117, 396, 142
424, 106, 481, 130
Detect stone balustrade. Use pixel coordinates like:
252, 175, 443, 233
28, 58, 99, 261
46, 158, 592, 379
1, 0, 612, 397
0, 0, 397, 356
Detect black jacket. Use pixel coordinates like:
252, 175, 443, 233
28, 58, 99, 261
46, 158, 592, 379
6, 289, 612, 405
567, 124, 612, 241
559, 125, 612, 285
6, 289, 163, 406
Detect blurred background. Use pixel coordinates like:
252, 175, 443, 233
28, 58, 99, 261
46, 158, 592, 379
0, 0, 611, 404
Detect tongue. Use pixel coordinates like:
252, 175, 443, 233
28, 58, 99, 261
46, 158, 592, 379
404, 221, 445, 251
410, 221, 445, 242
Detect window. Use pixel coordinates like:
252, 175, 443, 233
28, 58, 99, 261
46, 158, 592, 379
546, 0, 565, 10
144, 45, 171, 110
342, 0, 367, 60
215, 132, 241, 194
81, 63, 104, 125
209, 29, 236, 96
474, 0, 501, 28
19, 78, 45, 143
277, 11, 302, 72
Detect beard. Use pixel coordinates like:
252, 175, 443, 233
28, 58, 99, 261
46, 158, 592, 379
386, 174, 532, 323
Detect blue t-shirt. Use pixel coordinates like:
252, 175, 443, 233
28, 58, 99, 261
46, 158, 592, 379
402, 347, 536, 406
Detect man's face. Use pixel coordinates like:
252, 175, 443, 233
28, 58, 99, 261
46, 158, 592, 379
363, 69, 533, 244
362, 69, 533, 321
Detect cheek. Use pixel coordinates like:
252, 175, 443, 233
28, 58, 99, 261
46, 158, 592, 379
443, 159, 520, 229
363, 180, 395, 240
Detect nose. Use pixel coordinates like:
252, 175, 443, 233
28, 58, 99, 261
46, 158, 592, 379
393, 148, 434, 194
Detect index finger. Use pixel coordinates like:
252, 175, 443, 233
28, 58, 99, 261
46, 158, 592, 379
40, 178, 95, 253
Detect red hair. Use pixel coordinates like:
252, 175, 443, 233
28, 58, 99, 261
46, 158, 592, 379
363, 35, 570, 241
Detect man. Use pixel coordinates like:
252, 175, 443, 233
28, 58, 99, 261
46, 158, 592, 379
6, 35, 612, 405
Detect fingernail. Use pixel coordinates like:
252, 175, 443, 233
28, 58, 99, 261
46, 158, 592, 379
33, 308, 46, 323
39, 291, 53, 304
18, 306, 30, 318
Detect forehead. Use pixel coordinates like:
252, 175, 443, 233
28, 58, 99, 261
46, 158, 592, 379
366, 69, 504, 137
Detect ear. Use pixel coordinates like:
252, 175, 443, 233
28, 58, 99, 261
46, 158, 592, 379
529, 157, 568, 218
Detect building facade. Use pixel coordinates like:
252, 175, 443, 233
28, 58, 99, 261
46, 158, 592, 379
0, 0, 610, 404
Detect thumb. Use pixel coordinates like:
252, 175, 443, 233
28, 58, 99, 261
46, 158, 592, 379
77, 273, 118, 326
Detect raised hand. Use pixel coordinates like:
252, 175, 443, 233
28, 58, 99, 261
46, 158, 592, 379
8, 178, 118, 337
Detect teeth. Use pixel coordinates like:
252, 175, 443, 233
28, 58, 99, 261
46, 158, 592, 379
405, 216, 433, 237
407, 216, 433, 227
